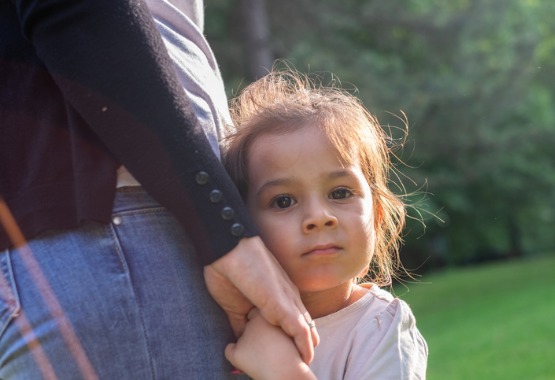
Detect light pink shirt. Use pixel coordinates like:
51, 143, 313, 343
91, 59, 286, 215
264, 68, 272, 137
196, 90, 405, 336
311, 284, 428, 379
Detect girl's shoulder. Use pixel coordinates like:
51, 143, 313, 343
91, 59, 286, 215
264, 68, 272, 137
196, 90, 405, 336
316, 283, 416, 332
359, 283, 415, 327
312, 284, 428, 379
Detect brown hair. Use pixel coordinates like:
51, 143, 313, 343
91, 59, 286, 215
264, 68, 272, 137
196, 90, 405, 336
223, 68, 407, 286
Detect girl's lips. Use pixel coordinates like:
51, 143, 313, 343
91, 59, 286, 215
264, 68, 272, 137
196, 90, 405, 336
303, 244, 341, 256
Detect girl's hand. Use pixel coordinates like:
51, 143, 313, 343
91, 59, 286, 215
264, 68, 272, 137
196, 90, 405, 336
225, 309, 317, 380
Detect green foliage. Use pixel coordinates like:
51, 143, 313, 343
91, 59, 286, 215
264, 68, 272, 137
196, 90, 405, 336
396, 255, 555, 379
205, 0, 555, 269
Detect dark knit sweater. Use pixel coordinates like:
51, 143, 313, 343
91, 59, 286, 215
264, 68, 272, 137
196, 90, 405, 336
0, 0, 256, 264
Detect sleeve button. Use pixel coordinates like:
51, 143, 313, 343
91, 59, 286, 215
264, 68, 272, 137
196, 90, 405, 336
195, 171, 209, 185
209, 189, 223, 203
221, 207, 235, 221
231, 223, 245, 237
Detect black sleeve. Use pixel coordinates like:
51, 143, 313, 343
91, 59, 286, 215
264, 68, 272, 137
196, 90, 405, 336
11, 0, 257, 264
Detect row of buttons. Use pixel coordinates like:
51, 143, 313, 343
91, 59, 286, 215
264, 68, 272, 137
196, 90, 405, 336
196, 171, 244, 237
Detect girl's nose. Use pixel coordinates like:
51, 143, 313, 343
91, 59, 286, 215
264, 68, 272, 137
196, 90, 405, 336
302, 199, 338, 233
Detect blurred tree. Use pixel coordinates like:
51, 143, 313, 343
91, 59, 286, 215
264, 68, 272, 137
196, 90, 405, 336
239, 0, 273, 79
205, 0, 555, 271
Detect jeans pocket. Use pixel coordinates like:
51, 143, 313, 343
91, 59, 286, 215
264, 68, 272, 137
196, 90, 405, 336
0, 250, 20, 338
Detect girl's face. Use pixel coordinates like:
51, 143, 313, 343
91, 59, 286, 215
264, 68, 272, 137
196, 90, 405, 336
246, 124, 376, 309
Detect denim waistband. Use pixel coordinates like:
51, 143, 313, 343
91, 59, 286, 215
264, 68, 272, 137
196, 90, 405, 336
113, 187, 163, 214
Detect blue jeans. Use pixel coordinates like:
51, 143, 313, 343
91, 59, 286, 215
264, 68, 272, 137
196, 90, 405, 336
0, 187, 243, 379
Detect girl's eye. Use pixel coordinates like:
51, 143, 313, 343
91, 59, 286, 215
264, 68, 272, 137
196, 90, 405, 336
271, 196, 296, 209
330, 188, 353, 200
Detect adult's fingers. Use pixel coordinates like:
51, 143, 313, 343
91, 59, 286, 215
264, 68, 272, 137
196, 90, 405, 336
203, 264, 251, 337
205, 236, 319, 362
243, 256, 316, 363
256, 283, 318, 364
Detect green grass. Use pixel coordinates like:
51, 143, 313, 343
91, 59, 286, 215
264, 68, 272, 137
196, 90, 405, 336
395, 255, 555, 380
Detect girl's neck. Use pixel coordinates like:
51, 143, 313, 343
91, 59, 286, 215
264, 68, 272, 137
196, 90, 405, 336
301, 283, 368, 319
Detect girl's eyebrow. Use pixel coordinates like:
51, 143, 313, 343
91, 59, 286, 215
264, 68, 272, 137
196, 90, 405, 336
255, 178, 293, 197
255, 169, 357, 197
328, 169, 354, 179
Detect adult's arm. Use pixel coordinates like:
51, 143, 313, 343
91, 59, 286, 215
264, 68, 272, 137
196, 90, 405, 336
12, 0, 250, 263
10, 0, 317, 362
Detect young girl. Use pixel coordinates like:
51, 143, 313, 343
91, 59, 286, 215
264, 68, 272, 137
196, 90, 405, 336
223, 68, 428, 379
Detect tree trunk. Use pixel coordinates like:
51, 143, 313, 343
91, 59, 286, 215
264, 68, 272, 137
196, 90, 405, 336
239, 0, 273, 81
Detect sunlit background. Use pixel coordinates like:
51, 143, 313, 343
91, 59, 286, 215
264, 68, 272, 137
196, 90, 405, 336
206, 1, 555, 378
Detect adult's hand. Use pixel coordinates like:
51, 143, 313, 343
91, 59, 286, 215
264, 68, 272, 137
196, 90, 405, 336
204, 236, 319, 364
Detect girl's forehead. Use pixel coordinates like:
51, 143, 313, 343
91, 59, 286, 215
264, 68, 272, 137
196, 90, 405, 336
247, 119, 366, 164
249, 125, 361, 168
